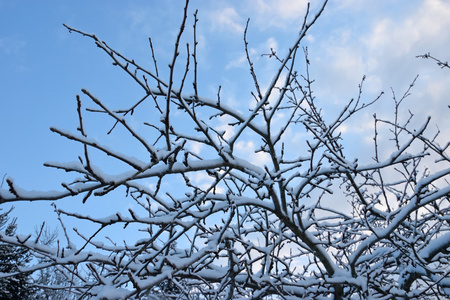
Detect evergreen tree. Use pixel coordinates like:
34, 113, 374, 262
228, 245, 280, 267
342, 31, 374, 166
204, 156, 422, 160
0, 208, 34, 299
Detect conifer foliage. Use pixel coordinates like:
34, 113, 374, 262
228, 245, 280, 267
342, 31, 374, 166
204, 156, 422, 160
0, 208, 34, 299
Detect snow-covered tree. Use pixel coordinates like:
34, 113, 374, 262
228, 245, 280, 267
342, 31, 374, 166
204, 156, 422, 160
0, 208, 35, 299
1, 1, 449, 299
30, 224, 78, 299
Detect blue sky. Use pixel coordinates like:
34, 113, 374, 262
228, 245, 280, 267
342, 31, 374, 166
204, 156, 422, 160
1, 0, 449, 238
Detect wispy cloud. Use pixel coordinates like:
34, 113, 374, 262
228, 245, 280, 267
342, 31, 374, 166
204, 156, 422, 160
0, 36, 26, 55
247, 0, 310, 29
208, 6, 244, 33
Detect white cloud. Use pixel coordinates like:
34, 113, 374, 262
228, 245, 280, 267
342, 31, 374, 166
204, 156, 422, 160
216, 115, 236, 140
208, 6, 244, 33
190, 141, 204, 155
361, 0, 450, 131
310, 0, 450, 117
225, 37, 276, 70
225, 51, 248, 69
328, 47, 364, 88
189, 171, 226, 194
426, 77, 450, 102
266, 37, 278, 51
364, 0, 450, 66
248, 0, 310, 28
235, 140, 271, 166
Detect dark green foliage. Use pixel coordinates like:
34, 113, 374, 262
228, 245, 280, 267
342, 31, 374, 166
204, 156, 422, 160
0, 208, 35, 299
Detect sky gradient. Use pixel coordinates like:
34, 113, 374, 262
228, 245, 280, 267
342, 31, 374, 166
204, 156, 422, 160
1, 0, 449, 236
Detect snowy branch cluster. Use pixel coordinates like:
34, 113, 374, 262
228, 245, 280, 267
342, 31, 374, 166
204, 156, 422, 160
1, 1, 449, 299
